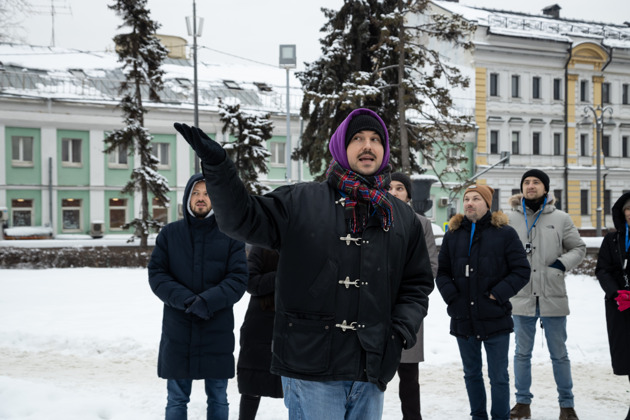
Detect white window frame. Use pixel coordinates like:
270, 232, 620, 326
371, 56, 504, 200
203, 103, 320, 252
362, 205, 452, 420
109, 198, 128, 230
489, 130, 499, 154
151, 142, 171, 169
11, 136, 34, 167
108, 145, 128, 169
269, 142, 286, 167
152, 197, 168, 225
61, 198, 82, 232
532, 132, 542, 155
553, 133, 562, 156
512, 131, 520, 155
489, 73, 499, 97
511, 75, 520, 98
62, 137, 82, 167
532, 76, 541, 100
11, 198, 34, 227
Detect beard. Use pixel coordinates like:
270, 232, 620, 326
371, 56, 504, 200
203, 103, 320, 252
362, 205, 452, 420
191, 202, 210, 219
192, 209, 210, 218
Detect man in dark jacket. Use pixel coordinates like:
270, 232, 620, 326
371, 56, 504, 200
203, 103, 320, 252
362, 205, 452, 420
174, 108, 434, 420
148, 173, 248, 420
437, 184, 530, 420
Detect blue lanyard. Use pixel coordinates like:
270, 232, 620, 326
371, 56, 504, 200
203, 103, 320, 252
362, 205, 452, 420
468, 222, 476, 257
522, 197, 547, 239
625, 222, 630, 253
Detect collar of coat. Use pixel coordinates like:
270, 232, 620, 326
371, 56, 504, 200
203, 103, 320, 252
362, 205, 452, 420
447, 210, 509, 232
509, 193, 556, 213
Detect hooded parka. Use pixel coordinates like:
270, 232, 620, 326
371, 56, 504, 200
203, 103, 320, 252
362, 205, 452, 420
596, 191, 630, 375
436, 211, 531, 339
200, 109, 435, 391
148, 173, 248, 379
508, 194, 586, 316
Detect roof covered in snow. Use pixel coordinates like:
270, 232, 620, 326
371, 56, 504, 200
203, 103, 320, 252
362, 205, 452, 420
0, 43, 303, 113
432, 1, 630, 49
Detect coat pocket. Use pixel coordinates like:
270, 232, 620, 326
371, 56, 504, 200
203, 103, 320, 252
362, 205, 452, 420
446, 295, 468, 320
275, 311, 334, 374
477, 295, 510, 320
378, 327, 404, 386
543, 266, 567, 297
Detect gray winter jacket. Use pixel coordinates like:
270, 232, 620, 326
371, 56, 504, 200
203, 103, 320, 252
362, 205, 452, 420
507, 194, 586, 316
400, 213, 438, 364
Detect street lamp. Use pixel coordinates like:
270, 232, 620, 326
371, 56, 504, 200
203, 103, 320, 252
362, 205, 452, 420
186, 1, 204, 173
279, 44, 296, 182
582, 105, 613, 236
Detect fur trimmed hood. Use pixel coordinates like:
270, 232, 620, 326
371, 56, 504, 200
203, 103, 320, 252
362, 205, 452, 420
508, 193, 556, 209
447, 210, 509, 232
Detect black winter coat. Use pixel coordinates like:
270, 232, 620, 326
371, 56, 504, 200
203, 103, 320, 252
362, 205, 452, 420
237, 246, 283, 398
202, 157, 435, 391
436, 211, 531, 340
596, 191, 630, 375
148, 173, 248, 380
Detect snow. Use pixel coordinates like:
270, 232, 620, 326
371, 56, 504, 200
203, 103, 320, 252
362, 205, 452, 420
1, 267, 628, 419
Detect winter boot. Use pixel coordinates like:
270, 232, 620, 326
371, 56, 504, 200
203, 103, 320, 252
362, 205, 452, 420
559, 407, 579, 420
510, 403, 531, 419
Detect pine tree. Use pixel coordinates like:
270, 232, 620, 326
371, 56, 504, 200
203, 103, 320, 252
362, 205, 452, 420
104, 0, 170, 248
218, 100, 273, 195
296, 0, 476, 184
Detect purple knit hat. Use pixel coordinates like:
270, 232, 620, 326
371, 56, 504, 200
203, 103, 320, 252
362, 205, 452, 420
328, 108, 390, 174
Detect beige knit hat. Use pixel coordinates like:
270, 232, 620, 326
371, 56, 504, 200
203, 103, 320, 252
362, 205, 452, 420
464, 184, 495, 209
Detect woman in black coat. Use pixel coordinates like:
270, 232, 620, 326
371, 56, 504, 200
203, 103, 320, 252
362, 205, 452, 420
237, 246, 282, 420
596, 192, 630, 420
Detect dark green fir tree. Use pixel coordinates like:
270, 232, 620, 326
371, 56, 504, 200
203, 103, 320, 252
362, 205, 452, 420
104, 0, 170, 247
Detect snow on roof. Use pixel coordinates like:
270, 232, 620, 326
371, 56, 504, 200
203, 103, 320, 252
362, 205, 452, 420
0, 43, 302, 112
431, 1, 630, 48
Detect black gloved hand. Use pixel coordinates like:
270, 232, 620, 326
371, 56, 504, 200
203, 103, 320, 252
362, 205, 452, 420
185, 295, 211, 320
174, 123, 226, 165
183, 295, 196, 308
549, 259, 566, 272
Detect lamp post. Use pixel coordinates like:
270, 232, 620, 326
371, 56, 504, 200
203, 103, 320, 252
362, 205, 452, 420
186, 1, 204, 173
279, 44, 296, 182
582, 105, 613, 236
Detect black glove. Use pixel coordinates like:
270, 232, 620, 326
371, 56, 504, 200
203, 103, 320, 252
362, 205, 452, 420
174, 122, 226, 165
185, 295, 211, 320
183, 295, 196, 308
549, 259, 566, 272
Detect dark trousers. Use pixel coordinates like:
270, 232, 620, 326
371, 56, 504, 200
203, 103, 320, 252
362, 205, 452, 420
238, 394, 261, 420
397, 362, 422, 420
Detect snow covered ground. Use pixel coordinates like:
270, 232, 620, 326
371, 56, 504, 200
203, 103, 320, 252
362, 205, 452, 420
0, 268, 628, 419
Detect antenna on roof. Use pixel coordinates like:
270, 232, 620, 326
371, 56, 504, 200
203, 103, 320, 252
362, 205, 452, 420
31, 0, 72, 47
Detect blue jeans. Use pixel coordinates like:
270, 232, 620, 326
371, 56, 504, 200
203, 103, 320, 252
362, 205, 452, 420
165, 378, 228, 420
513, 310, 574, 408
456, 333, 510, 420
281, 377, 384, 420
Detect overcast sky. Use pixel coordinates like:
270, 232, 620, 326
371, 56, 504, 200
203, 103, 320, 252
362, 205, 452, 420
17, 0, 630, 70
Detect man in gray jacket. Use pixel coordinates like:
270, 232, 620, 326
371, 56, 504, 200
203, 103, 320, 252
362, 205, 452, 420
508, 169, 586, 420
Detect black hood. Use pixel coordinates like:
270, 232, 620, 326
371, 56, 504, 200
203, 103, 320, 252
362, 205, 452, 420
611, 191, 630, 231
182, 173, 208, 225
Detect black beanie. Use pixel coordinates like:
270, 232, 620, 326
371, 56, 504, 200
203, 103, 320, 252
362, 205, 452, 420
345, 114, 385, 148
391, 172, 412, 199
521, 169, 550, 193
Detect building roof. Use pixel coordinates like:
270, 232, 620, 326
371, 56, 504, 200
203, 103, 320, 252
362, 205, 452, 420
0, 42, 302, 113
432, 1, 630, 48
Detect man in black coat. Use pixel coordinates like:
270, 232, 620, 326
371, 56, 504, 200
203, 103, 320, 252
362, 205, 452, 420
148, 173, 248, 420
174, 108, 434, 420
436, 184, 530, 420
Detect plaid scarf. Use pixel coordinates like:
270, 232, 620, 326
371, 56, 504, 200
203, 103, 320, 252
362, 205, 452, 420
326, 160, 393, 233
